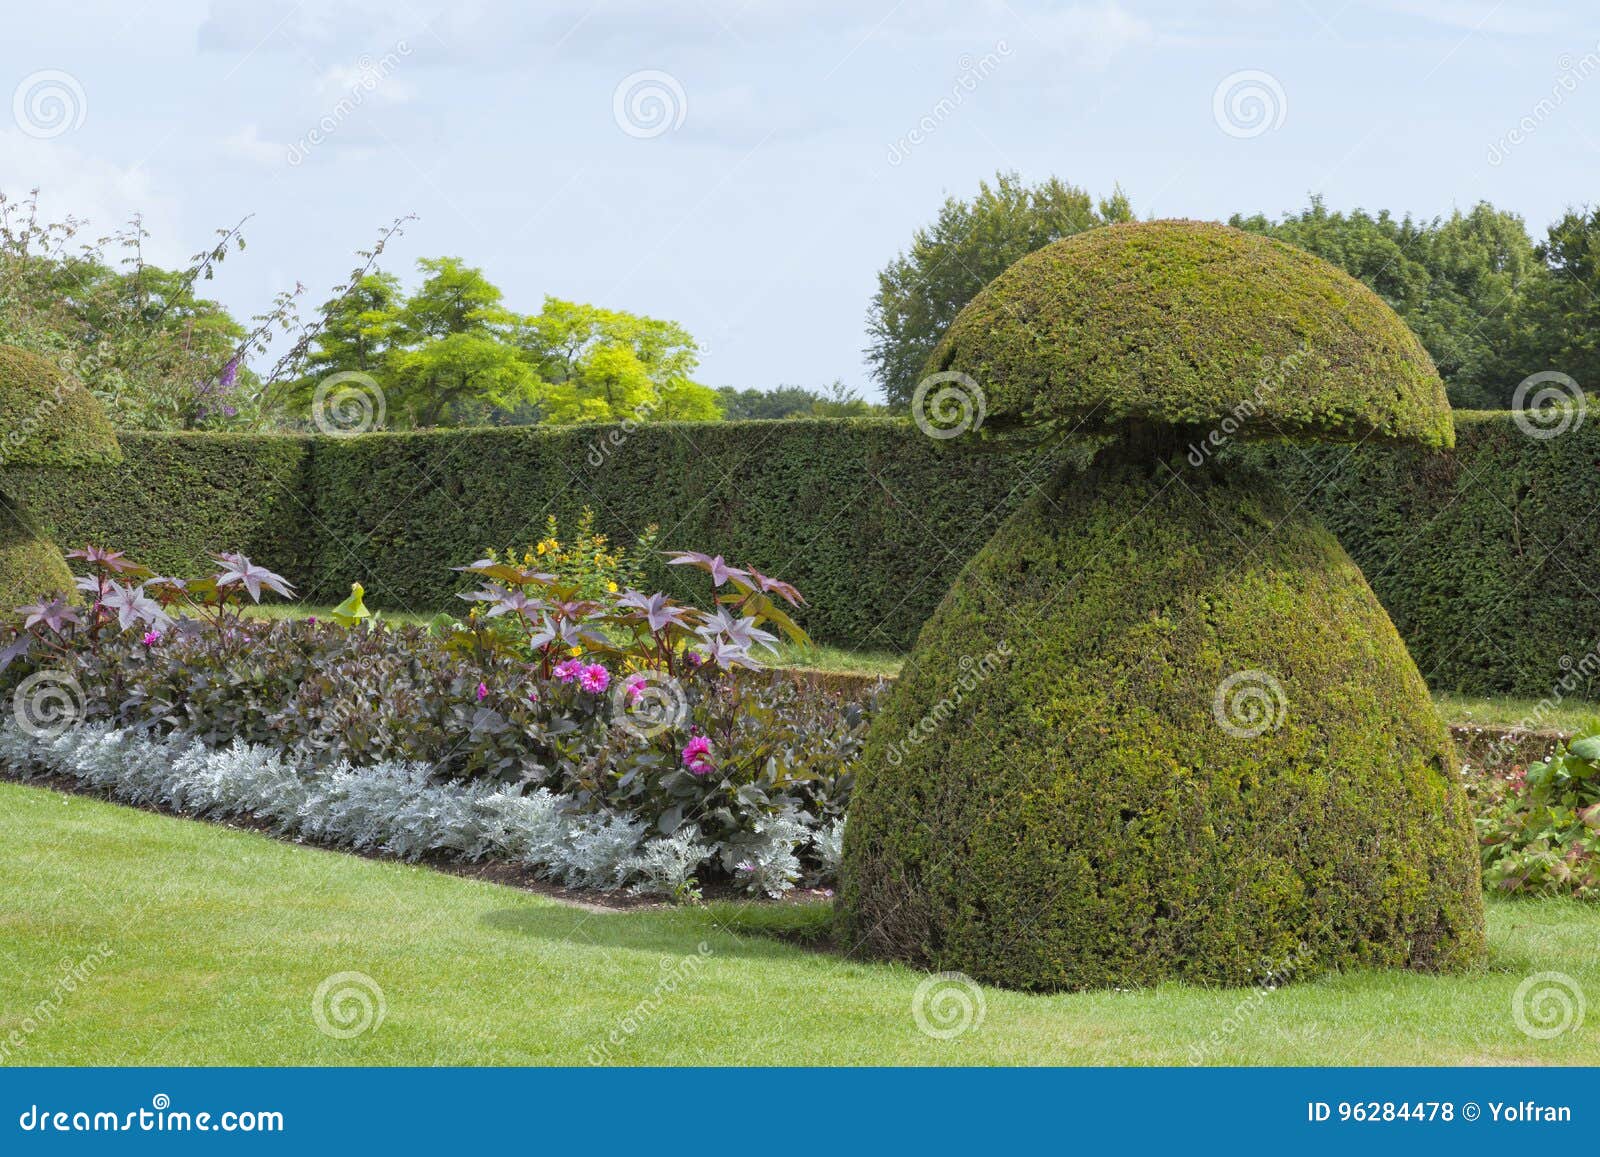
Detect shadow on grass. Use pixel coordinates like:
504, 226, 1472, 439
477, 897, 839, 961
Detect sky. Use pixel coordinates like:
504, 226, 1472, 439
2, 0, 1597, 402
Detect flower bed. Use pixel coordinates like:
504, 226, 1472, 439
1, 543, 872, 898
1475, 729, 1600, 898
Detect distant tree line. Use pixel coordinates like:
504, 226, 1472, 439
866, 172, 1600, 411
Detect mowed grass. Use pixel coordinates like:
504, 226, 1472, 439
2, 780, 1596, 1066
1435, 691, 1600, 736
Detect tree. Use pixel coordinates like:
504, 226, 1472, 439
865, 172, 1132, 408
0, 192, 250, 430
372, 258, 537, 428
715, 382, 875, 419
1505, 207, 1600, 394
1231, 197, 1538, 408
302, 271, 405, 379
517, 298, 719, 423
387, 332, 538, 428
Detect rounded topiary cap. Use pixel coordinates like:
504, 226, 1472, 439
0, 344, 121, 467
927, 219, 1454, 448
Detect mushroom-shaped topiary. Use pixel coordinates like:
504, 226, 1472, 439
0, 344, 122, 608
839, 220, 1485, 992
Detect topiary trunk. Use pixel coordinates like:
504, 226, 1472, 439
839, 448, 1486, 991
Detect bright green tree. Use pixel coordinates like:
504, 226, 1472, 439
387, 332, 538, 428
517, 298, 720, 423
302, 271, 406, 378
378, 258, 538, 428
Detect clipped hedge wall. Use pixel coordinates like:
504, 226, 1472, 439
299, 420, 1051, 650
7, 432, 314, 583
1262, 411, 1600, 698
24, 414, 1600, 699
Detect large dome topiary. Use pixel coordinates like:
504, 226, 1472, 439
0, 344, 120, 467
0, 344, 121, 606
840, 220, 1485, 991
925, 219, 1454, 447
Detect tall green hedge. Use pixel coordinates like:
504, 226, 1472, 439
6, 432, 314, 583
22, 415, 1600, 699
299, 420, 1051, 649
1261, 411, 1600, 697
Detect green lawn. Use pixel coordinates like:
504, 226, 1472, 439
2, 780, 1595, 1065
1434, 691, 1600, 736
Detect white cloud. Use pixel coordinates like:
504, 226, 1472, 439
316, 59, 415, 106
0, 131, 186, 265
222, 124, 287, 167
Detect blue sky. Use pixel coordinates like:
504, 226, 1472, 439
3, 0, 1596, 401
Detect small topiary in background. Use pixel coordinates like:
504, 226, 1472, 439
0, 344, 121, 607
839, 220, 1487, 991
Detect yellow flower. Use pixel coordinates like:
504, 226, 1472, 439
607, 581, 618, 593
535, 542, 547, 556
568, 645, 582, 657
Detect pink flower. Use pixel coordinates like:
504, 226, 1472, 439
141, 631, 162, 647
684, 651, 704, 668
579, 663, 610, 694
681, 735, 714, 775
305, 616, 317, 626
553, 658, 583, 683
528, 688, 540, 704
625, 673, 648, 704
476, 682, 490, 701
